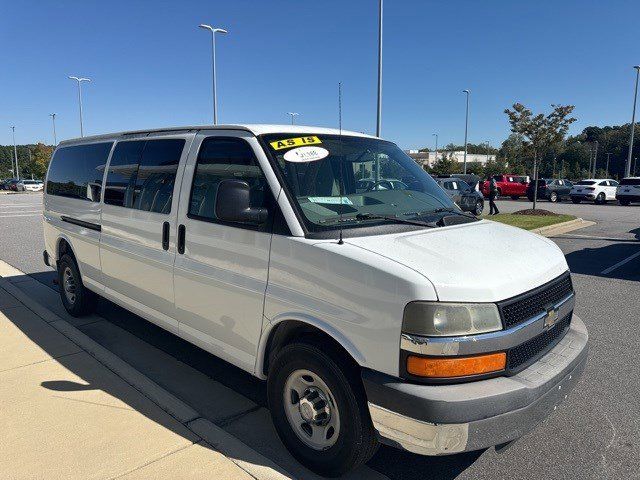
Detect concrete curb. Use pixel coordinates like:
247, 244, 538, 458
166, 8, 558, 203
0, 261, 293, 480
531, 217, 595, 237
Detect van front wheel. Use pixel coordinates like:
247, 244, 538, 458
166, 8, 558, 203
267, 342, 378, 477
57, 254, 97, 317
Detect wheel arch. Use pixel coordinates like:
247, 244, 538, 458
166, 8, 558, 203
256, 314, 366, 380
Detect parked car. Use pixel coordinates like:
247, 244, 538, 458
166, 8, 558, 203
481, 174, 529, 199
448, 173, 482, 192
43, 125, 588, 477
22, 179, 44, 191
355, 177, 408, 193
0, 179, 13, 190
616, 177, 640, 205
434, 176, 484, 215
7, 179, 25, 191
570, 179, 618, 204
526, 178, 573, 202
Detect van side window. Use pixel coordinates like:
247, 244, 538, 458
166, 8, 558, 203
104, 139, 184, 213
188, 137, 269, 229
46, 142, 113, 201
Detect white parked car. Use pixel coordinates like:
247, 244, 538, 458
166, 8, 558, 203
42, 125, 588, 476
616, 177, 640, 205
22, 179, 44, 191
570, 178, 618, 204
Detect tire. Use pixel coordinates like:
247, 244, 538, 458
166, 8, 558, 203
267, 341, 378, 477
571, 197, 581, 204
619, 199, 630, 206
510, 195, 519, 200
474, 200, 484, 216
527, 196, 534, 202
549, 192, 558, 203
57, 254, 98, 317
595, 192, 606, 205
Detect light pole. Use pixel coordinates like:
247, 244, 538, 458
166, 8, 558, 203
68, 76, 90, 137
375, 0, 383, 137
626, 66, 640, 177
49, 113, 57, 145
462, 89, 470, 174
11, 126, 19, 179
199, 24, 228, 125
432, 133, 438, 166
486, 141, 490, 164
606, 152, 612, 176
592, 140, 599, 177
287, 112, 299, 125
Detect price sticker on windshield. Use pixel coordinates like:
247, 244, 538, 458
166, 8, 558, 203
283, 146, 329, 163
270, 136, 322, 150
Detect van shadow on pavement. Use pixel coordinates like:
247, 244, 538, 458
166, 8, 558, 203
565, 241, 640, 282
6, 271, 485, 479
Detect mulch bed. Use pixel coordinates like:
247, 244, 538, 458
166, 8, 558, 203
512, 209, 559, 216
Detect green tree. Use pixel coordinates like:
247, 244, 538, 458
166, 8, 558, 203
504, 103, 576, 209
430, 152, 461, 175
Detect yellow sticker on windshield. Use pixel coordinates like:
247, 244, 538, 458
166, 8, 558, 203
270, 136, 322, 150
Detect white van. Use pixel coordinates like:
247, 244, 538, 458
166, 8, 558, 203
43, 125, 588, 477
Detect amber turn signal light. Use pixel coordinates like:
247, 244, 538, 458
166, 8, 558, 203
406, 352, 507, 378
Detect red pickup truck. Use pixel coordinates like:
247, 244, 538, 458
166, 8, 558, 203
481, 174, 530, 199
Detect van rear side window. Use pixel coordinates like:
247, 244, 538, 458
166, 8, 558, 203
104, 139, 185, 214
46, 142, 113, 201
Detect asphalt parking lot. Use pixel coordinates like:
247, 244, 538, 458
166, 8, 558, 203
1, 192, 639, 479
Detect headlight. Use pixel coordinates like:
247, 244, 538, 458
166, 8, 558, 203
402, 302, 502, 337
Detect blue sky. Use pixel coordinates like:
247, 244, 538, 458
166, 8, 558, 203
1, 0, 638, 150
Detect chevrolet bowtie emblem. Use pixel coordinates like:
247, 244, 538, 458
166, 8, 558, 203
543, 306, 560, 328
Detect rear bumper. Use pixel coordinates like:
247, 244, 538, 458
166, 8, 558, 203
571, 193, 595, 199
363, 315, 588, 456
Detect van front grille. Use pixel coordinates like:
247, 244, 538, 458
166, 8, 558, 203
498, 273, 573, 329
506, 313, 572, 372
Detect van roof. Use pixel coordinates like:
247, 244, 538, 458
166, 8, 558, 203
57, 124, 377, 146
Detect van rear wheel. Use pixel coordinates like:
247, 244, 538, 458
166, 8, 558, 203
267, 341, 378, 477
57, 254, 97, 317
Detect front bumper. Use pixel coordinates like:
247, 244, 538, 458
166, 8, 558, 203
363, 314, 588, 456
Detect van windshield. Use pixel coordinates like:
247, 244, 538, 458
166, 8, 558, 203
261, 134, 457, 232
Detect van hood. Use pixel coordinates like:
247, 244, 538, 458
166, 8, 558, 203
345, 220, 568, 302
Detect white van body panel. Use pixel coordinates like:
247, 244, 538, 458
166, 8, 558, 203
173, 130, 279, 373
346, 220, 568, 303
263, 236, 439, 377
99, 133, 196, 331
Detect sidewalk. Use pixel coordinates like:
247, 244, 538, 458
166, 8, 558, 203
0, 279, 281, 480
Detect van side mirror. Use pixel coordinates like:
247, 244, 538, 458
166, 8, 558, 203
215, 179, 268, 224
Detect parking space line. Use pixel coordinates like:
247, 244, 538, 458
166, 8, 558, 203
601, 250, 640, 275
0, 213, 42, 218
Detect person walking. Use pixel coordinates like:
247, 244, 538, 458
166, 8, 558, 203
488, 176, 500, 215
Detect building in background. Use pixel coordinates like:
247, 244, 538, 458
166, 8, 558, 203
405, 150, 496, 169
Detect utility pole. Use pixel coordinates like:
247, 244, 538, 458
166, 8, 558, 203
375, 0, 383, 137
593, 140, 599, 177
199, 24, 228, 125
68, 76, 91, 137
11, 126, 19, 179
606, 152, 612, 176
49, 113, 57, 145
462, 89, 470, 174
626, 66, 640, 177
432, 133, 438, 166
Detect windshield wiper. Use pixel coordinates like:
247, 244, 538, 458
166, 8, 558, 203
351, 213, 436, 227
431, 207, 478, 220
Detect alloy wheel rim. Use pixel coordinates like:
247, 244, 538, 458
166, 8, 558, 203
283, 369, 341, 450
62, 267, 77, 305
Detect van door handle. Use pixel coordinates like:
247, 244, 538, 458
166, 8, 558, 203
162, 222, 170, 250
177, 224, 186, 254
